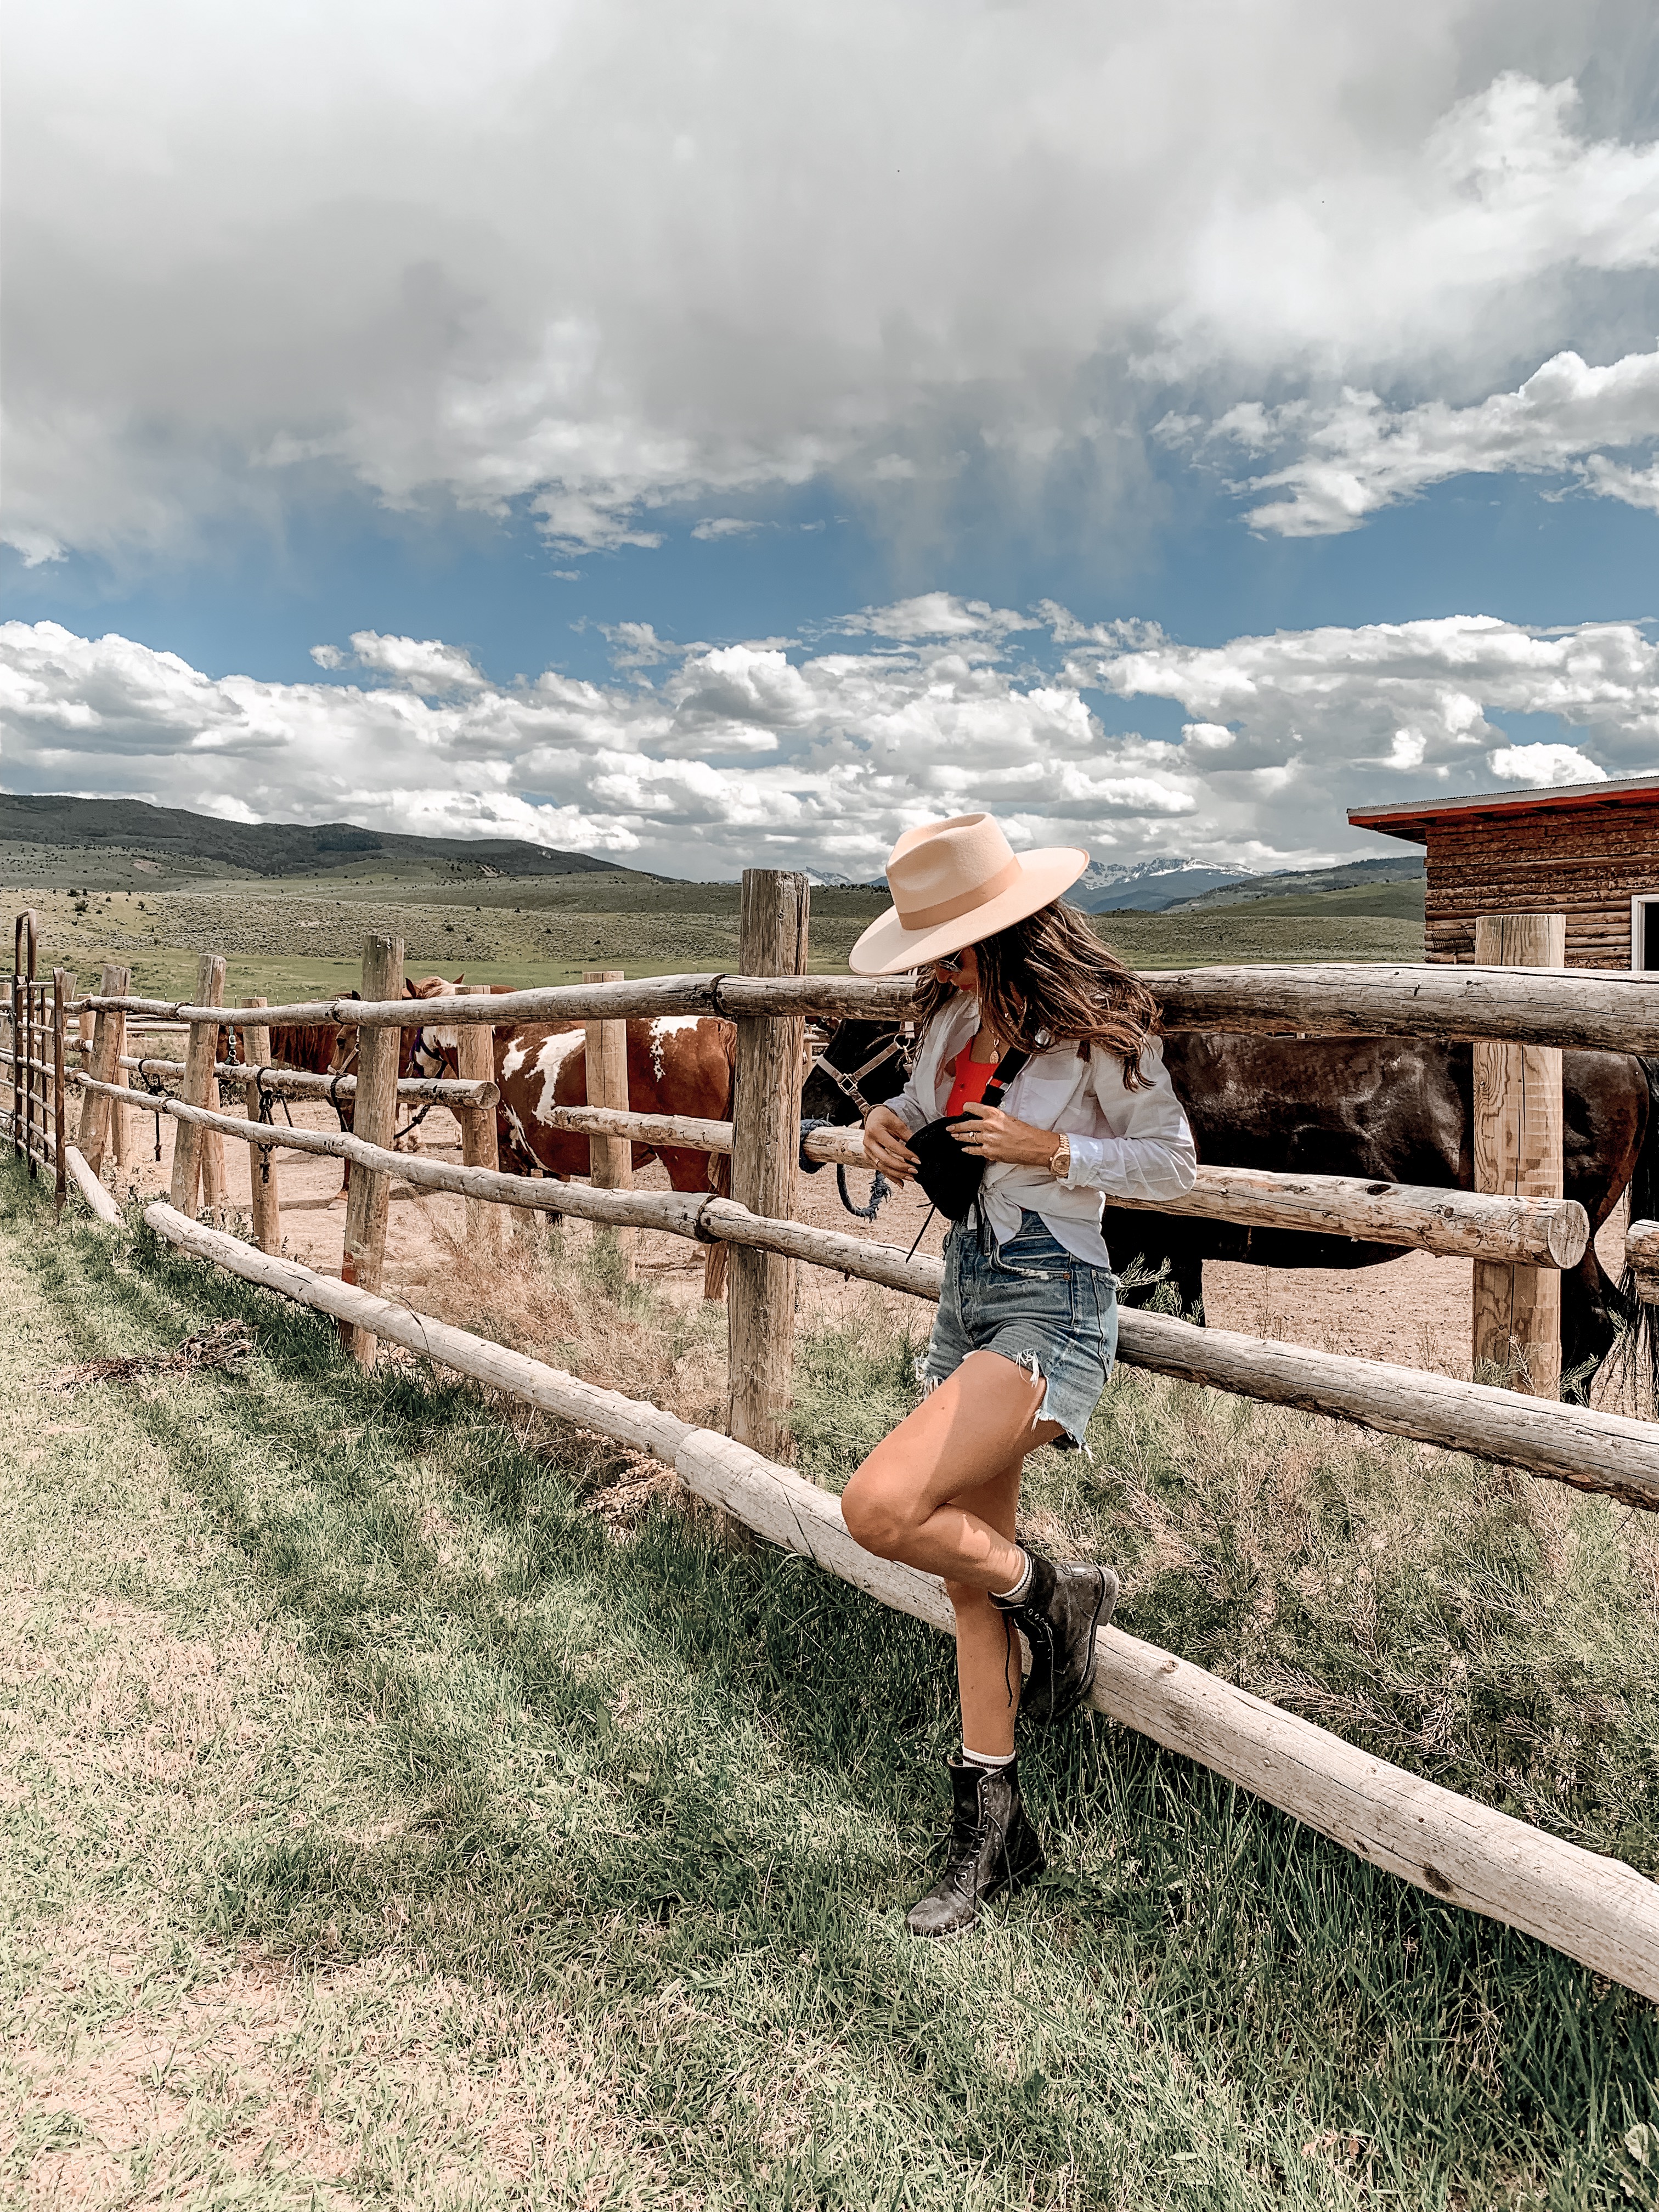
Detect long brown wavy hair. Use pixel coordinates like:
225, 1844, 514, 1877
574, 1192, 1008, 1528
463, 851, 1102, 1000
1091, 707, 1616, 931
911, 899, 1160, 1088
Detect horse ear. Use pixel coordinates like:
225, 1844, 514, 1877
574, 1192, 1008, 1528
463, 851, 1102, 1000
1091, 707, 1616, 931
347, 989, 361, 1001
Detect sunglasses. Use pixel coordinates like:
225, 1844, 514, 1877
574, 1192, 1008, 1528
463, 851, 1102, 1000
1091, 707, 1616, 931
932, 950, 967, 974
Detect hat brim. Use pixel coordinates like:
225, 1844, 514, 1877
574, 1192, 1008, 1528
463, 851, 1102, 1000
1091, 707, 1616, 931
847, 847, 1091, 976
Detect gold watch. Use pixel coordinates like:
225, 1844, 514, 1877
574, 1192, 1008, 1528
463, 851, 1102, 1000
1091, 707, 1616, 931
1047, 1133, 1071, 1181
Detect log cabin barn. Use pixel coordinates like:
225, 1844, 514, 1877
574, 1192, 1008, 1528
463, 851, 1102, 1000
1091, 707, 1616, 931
1348, 771, 1659, 970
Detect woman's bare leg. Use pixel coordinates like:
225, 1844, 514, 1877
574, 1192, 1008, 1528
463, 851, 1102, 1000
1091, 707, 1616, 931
946, 1464, 1024, 1755
841, 1350, 1065, 1757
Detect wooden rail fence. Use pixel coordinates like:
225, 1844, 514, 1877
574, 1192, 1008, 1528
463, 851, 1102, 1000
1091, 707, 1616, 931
14, 888, 1659, 2000
140, 1200, 1659, 2006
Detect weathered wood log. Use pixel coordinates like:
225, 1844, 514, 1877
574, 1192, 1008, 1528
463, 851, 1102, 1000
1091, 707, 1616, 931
539, 1106, 1590, 1268
74, 1077, 716, 1233
86, 972, 922, 1030
729, 871, 810, 1460
584, 968, 635, 1280
1629, 1218, 1659, 1307
540, 1104, 737, 1152
239, 997, 281, 1255
1148, 962, 1659, 1054
1471, 915, 1565, 1393
76, 962, 129, 1172
341, 934, 403, 1366
1140, 1166, 1588, 1267
455, 984, 502, 1259
12, 911, 40, 1175
112, 1054, 495, 1107
79, 1074, 1659, 1505
111, 1023, 129, 1170
51, 969, 72, 1215
83, 960, 1659, 1052
136, 1196, 1659, 2005
168, 953, 226, 1217
63, 1143, 120, 1223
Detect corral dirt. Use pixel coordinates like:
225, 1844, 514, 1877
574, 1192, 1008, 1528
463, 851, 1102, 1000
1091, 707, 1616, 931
88, 1090, 1630, 1379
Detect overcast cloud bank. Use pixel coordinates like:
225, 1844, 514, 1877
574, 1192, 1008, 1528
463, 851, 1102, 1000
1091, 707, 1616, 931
8, 6, 1659, 567
3, 601, 1650, 878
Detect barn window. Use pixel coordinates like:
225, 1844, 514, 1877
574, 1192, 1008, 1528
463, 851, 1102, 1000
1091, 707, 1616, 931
1633, 895, 1659, 974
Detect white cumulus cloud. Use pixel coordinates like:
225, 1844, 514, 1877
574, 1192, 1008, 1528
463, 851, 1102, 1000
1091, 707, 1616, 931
1203, 343, 1659, 534
6, 601, 1658, 880
1487, 741, 1608, 785
334, 632, 488, 692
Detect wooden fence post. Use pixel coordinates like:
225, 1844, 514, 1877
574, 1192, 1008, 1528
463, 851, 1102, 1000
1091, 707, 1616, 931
727, 870, 809, 1460
1473, 913, 1566, 1394
13, 910, 39, 1174
112, 1027, 129, 1170
340, 933, 404, 1367
583, 967, 635, 1281
77, 963, 129, 1174
239, 997, 281, 1255
455, 984, 501, 1261
52, 969, 72, 1217
168, 953, 227, 1216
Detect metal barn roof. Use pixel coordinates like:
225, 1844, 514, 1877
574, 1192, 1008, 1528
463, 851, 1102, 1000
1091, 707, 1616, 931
1349, 771, 1659, 846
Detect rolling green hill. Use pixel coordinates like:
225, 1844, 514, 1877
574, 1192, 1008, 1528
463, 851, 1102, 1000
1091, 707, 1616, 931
1165, 877, 1427, 922
1164, 855, 1425, 911
0, 794, 630, 888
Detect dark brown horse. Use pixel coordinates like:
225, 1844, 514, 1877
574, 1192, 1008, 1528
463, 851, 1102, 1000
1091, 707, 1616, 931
800, 1020, 1659, 1394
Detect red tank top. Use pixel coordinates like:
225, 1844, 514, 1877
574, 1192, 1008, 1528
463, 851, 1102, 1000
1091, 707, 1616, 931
945, 1048, 1001, 1120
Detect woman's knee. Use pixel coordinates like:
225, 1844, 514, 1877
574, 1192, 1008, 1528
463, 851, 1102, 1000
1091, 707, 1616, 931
840, 1464, 916, 1559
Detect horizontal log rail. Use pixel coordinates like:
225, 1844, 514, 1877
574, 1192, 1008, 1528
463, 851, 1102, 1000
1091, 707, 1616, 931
137, 1199, 1659, 2004
541, 1104, 1590, 1268
1630, 1218, 1659, 1306
76, 1074, 1659, 1506
1149, 963, 1659, 1055
83, 973, 921, 1030
74, 960, 1659, 1053
103, 1054, 497, 1108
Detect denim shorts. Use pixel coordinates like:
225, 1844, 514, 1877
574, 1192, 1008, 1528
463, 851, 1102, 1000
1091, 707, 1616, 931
921, 1210, 1119, 1452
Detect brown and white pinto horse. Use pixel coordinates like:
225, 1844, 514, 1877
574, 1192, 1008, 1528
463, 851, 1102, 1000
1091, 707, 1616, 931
413, 1006, 738, 1297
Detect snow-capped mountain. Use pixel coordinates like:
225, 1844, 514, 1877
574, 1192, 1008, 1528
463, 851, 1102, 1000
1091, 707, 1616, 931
1064, 856, 1259, 913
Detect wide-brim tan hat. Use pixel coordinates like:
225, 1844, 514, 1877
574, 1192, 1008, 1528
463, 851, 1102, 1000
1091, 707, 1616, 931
848, 814, 1090, 976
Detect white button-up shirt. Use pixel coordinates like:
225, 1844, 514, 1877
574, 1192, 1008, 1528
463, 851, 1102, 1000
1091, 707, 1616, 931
888, 996, 1198, 1267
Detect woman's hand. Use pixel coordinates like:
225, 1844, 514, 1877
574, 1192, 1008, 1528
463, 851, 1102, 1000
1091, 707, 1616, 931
862, 1102, 921, 1180
951, 1098, 1058, 1168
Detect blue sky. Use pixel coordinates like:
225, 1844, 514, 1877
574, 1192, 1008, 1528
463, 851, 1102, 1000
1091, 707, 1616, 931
5, 3, 1659, 879
8, 450, 1659, 697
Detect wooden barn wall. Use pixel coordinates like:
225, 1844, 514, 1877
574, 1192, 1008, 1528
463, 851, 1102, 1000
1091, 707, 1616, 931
1423, 803, 1659, 966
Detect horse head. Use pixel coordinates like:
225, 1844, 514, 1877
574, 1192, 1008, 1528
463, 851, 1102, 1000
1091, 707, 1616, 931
399, 974, 467, 1079
325, 991, 362, 1079
800, 1020, 912, 1125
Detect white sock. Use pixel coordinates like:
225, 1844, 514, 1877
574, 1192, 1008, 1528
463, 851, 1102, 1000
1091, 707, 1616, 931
961, 1745, 1015, 1769
991, 1550, 1031, 1604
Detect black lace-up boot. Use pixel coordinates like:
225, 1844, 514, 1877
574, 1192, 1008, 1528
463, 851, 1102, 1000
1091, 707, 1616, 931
992, 1551, 1118, 1728
905, 1755, 1046, 1938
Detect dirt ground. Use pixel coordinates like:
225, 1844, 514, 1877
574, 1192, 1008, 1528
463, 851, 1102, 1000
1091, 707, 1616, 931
84, 1083, 1630, 1379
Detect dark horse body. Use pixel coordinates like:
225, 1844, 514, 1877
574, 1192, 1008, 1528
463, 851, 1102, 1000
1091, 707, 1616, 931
802, 1022, 1659, 1389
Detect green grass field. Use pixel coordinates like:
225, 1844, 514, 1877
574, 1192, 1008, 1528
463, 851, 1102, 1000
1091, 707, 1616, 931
9, 871, 1425, 1006
6, 1163, 1658, 2206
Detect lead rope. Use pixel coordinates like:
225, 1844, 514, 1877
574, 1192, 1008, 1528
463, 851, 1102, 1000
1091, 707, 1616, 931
253, 1066, 276, 1188
798, 1116, 891, 1219
138, 1060, 168, 1161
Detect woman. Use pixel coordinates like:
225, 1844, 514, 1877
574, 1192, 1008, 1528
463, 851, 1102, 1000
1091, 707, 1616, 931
839, 814, 1197, 1938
